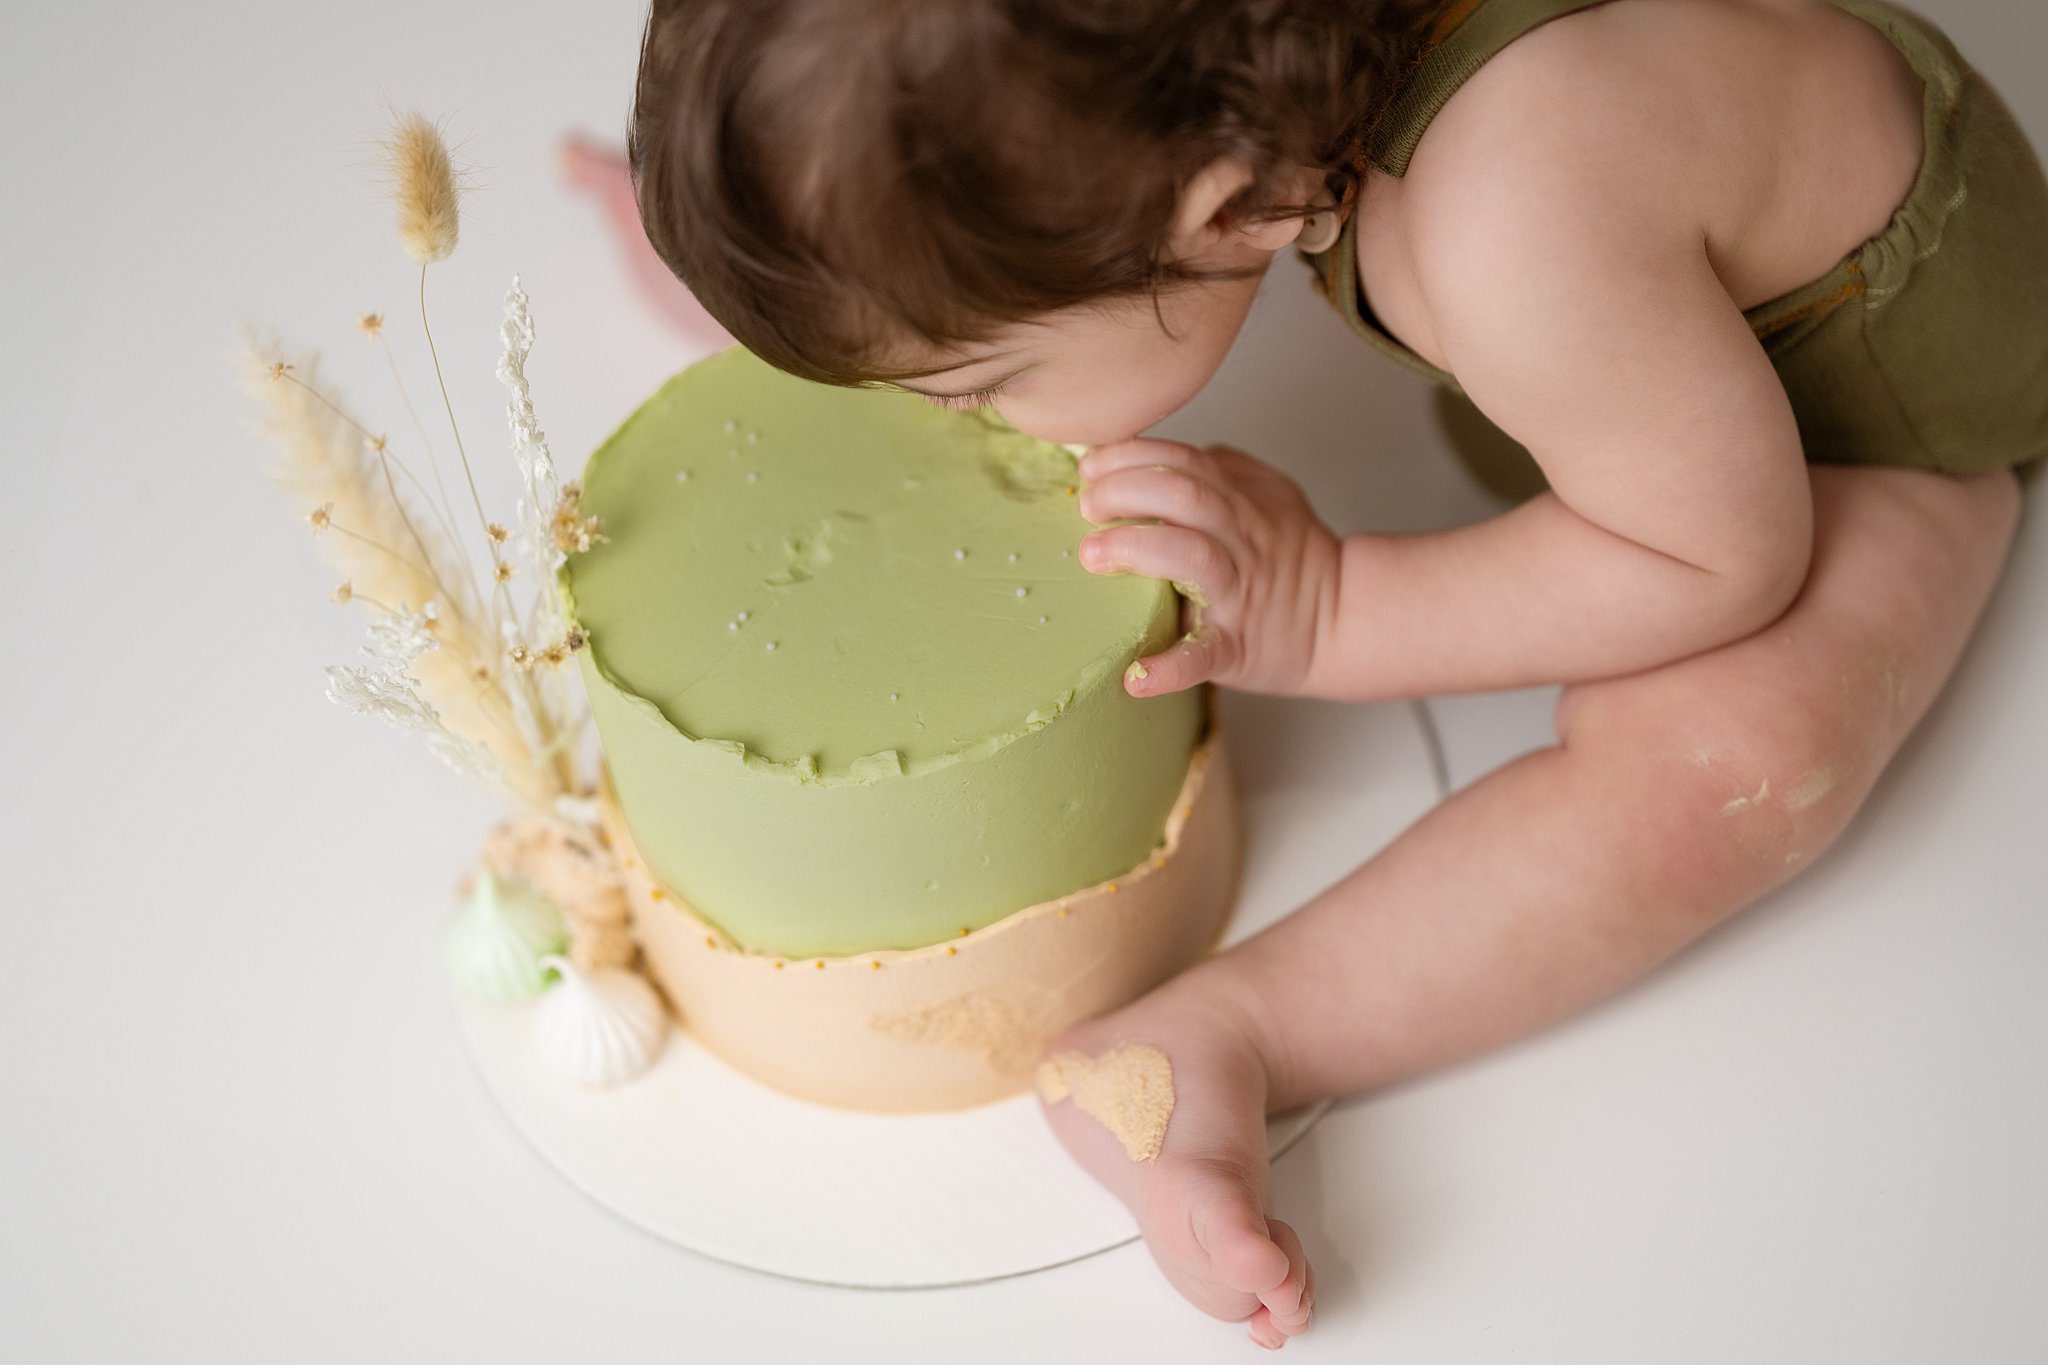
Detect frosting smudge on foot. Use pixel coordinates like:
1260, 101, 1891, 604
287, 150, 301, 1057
1036, 1042, 1175, 1162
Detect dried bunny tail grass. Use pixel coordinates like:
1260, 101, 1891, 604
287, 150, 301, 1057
236, 336, 549, 803
381, 110, 460, 265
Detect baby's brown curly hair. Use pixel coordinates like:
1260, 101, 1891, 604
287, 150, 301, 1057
630, 0, 1438, 385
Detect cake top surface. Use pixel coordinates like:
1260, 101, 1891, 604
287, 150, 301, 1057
565, 347, 1179, 778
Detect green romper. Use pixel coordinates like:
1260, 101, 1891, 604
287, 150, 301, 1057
1302, 0, 2048, 499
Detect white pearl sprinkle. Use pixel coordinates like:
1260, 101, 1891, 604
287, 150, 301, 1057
746, 471, 759, 483
737, 609, 749, 622
764, 640, 778, 651
889, 692, 900, 702
953, 548, 967, 560
723, 419, 737, 433
1060, 549, 1072, 558
1038, 615, 1048, 624
1007, 552, 1019, 562
1015, 586, 1029, 598
675, 469, 690, 482
728, 447, 739, 458
727, 621, 738, 631
745, 431, 759, 444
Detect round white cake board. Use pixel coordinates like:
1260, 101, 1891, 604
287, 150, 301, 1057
455, 694, 1448, 1288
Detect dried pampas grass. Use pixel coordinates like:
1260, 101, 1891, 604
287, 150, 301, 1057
238, 341, 549, 803
381, 111, 460, 265
246, 107, 605, 859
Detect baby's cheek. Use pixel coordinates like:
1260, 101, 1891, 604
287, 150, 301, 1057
1006, 379, 1201, 447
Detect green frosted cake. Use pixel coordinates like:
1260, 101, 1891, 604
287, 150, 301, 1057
565, 347, 1202, 960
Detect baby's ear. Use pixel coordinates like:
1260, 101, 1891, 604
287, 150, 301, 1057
1167, 159, 1313, 262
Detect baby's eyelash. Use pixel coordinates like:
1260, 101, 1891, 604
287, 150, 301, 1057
923, 383, 1007, 412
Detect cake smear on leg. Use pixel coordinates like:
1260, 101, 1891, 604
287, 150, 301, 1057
1035, 977, 1313, 1350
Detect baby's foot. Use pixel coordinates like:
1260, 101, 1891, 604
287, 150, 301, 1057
557, 133, 731, 349
1035, 970, 1314, 1349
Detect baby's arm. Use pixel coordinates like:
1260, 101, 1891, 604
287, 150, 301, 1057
1298, 118, 1813, 699
1087, 77, 1815, 702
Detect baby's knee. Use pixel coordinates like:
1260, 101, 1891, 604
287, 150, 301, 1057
1565, 680, 1877, 914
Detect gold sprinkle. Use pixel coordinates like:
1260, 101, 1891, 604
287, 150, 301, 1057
945, 945, 957, 956
1179, 805, 1193, 820
958, 926, 971, 938
773, 961, 785, 970
1107, 882, 1119, 894
649, 886, 666, 902
1056, 907, 1068, 920
870, 960, 882, 970
1152, 856, 1166, 869
1065, 485, 1077, 496
704, 934, 716, 949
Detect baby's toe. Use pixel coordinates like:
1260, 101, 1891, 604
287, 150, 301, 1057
1184, 1166, 1290, 1296
556, 133, 624, 192
1246, 1305, 1289, 1350
1257, 1219, 1311, 1319
1275, 1257, 1317, 1332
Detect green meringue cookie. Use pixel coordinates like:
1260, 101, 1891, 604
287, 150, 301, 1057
443, 869, 570, 1001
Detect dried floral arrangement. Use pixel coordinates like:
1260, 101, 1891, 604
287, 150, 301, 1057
242, 111, 662, 1084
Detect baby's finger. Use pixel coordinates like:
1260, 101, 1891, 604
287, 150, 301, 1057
1077, 438, 1207, 482
1080, 465, 1238, 539
1080, 524, 1240, 604
1124, 626, 1235, 697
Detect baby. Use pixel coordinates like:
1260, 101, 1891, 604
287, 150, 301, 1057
590, 0, 2045, 1347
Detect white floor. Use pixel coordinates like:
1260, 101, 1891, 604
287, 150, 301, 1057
3, 2, 2044, 1360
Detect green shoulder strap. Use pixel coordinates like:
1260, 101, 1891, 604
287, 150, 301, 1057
1369, 0, 1619, 176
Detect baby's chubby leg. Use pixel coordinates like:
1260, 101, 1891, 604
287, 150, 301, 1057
1037, 463, 2019, 1343
1229, 465, 2018, 1110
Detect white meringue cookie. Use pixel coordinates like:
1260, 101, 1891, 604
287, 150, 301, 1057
533, 956, 669, 1088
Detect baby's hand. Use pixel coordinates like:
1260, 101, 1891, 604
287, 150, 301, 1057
1077, 440, 1340, 698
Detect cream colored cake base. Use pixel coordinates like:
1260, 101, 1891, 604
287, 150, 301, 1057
603, 736, 1243, 1112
